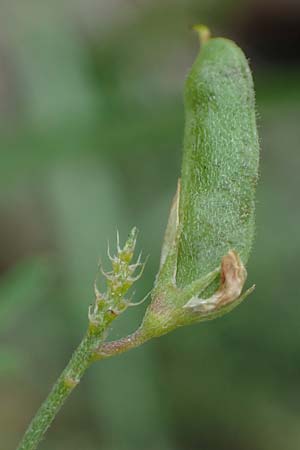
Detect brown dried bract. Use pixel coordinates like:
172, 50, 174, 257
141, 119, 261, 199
184, 250, 247, 312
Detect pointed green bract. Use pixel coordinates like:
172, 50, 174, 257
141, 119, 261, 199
176, 36, 259, 289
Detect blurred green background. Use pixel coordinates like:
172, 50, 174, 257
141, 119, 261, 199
1, 1, 299, 449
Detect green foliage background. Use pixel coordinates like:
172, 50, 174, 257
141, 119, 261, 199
1, 1, 299, 449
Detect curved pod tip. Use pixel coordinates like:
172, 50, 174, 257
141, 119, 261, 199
192, 24, 211, 44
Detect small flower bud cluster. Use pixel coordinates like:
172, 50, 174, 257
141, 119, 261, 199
88, 227, 145, 330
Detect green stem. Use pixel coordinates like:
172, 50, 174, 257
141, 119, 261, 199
16, 329, 104, 450
16, 226, 145, 450
96, 328, 150, 360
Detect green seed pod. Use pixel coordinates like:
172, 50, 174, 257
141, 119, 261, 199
176, 28, 259, 289
97, 28, 260, 356
116, 27, 260, 342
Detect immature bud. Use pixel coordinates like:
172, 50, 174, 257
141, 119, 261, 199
89, 228, 145, 331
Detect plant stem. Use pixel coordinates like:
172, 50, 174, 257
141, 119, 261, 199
96, 328, 150, 360
16, 328, 104, 450
16, 227, 145, 450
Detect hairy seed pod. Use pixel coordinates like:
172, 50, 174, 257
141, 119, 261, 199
176, 30, 259, 289
132, 29, 259, 338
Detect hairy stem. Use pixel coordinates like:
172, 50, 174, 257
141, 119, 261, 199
95, 328, 150, 360
17, 329, 104, 450
16, 227, 145, 450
